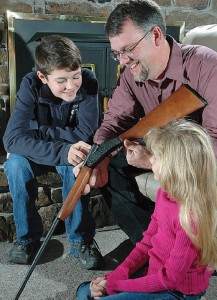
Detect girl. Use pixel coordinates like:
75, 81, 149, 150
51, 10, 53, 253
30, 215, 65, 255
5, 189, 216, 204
77, 120, 217, 300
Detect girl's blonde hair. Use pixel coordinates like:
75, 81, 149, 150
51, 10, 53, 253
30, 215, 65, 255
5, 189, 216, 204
145, 120, 217, 269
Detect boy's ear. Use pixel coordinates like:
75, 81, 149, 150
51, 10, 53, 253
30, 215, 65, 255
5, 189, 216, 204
37, 70, 47, 84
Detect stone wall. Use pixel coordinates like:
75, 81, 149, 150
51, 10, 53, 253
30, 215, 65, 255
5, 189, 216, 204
1, 0, 217, 29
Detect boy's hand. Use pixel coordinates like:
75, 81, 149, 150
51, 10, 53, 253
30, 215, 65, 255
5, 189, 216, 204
90, 277, 107, 299
67, 141, 91, 166
124, 139, 152, 169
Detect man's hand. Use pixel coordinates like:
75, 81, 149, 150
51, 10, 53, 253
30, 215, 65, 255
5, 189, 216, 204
67, 141, 91, 166
124, 139, 152, 169
73, 156, 111, 194
90, 277, 107, 299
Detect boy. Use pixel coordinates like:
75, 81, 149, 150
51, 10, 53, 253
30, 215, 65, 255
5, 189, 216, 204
3, 35, 104, 270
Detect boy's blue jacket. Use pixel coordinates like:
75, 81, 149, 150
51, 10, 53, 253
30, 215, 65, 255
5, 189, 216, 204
3, 68, 99, 166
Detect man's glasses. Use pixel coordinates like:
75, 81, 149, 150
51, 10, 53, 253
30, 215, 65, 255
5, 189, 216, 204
110, 30, 150, 61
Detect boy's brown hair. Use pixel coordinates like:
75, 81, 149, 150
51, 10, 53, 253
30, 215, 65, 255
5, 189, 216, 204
35, 35, 82, 76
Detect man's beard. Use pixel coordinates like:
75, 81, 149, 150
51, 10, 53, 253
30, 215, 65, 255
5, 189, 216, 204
133, 65, 149, 82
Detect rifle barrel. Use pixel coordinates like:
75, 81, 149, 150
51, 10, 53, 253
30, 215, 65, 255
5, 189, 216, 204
14, 217, 61, 300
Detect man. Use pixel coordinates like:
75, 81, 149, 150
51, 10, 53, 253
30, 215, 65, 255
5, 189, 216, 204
78, 0, 217, 246
3, 35, 104, 270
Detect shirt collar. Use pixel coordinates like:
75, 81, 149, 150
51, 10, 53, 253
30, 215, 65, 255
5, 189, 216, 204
146, 36, 184, 89
163, 35, 184, 82
40, 84, 61, 104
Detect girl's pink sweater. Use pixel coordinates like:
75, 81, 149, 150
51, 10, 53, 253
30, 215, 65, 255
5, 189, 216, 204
106, 188, 213, 295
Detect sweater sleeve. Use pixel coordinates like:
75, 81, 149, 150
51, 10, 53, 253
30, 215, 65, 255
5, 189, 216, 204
106, 203, 159, 294
107, 223, 200, 295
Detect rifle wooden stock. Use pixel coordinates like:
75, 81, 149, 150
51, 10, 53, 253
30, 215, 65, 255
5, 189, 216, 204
120, 85, 206, 140
58, 166, 92, 221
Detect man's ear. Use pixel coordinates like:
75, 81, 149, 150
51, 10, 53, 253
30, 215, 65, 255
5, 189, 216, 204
152, 26, 163, 46
37, 70, 47, 84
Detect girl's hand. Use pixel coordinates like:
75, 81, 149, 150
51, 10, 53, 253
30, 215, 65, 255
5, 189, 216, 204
90, 277, 107, 299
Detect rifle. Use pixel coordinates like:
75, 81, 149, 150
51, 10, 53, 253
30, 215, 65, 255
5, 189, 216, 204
14, 84, 206, 299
